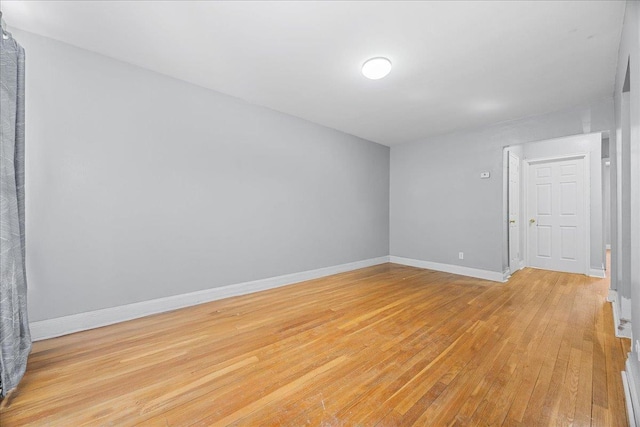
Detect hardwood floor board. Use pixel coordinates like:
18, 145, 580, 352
603, 306, 629, 427
434, 331, 515, 406
483, 274, 560, 420
398, 380, 447, 425
538, 277, 583, 425
466, 397, 498, 426
335, 316, 494, 425
592, 304, 610, 411
491, 288, 561, 421
478, 346, 527, 425
592, 403, 612, 427
0, 263, 630, 426
33, 315, 349, 424
500, 418, 526, 427
391, 329, 484, 414
247, 346, 403, 426
555, 346, 583, 425
517, 276, 576, 424
420, 338, 517, 426
151, 312, 400, 426
205, 356, 350, 427
330, 347, 441, 425
574, 337, 595, 426
555, 283, 592, 426
76, 356, 260, 426
151, 350, 347, 426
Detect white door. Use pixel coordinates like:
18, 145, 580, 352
508, 152, 521, 273
527, 157, 587, 274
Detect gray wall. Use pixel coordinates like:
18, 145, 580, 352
15, 29, 390, 322
390, 98, 613, 275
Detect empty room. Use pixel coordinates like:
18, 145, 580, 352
0, 1, 639, 425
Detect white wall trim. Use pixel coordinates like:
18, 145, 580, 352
609, 290, 622, 337
589, 268, 606, 278
624, 359, 640, 427
621, 295, 633, 323
30, 256, 390, 341
609, 291, 633, 339
389, 256, 506, 282
618, 314, 633, 340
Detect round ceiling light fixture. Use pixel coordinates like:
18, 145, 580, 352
361, 57, 392, 80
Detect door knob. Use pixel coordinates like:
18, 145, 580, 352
509, 220, 516, 224
529, 218, 536, 224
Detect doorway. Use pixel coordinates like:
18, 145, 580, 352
525, 155, 589, 275
504, 132, 603, 278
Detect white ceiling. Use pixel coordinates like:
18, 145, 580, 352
1, 1, 626, 146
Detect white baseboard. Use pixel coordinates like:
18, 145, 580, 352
609, 290, 622, 336
589, 268, 606, 278
30, 256, 390, 341
624, 360, 640, 427
388, 256, 505, 282
508, 259, 525, 277
609, 291, 633, 339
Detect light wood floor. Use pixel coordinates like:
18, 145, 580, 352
0, 263, 630, 426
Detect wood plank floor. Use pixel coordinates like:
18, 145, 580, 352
0, 263, 630, 426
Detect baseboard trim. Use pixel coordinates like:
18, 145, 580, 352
609, 291, 633, 339
589, 268, 606, 278
623, 360, 639, 427
508, 260, 525, 277
389, 256, 505, 282
30, 256, 391, 341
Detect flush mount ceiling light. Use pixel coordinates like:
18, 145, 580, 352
361, 57, 392, 80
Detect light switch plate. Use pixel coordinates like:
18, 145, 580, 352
480, 172, 490, 179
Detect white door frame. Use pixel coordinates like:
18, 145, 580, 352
508, 151, 521, 275
523, 152, 591, 275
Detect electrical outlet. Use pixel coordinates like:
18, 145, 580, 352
459, 252, 464, 260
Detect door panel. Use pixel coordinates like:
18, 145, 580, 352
508, 152, 521, 273
537, 225, 552, 257
537, 184, 552, 215
527, 157, 586, 274
560, 226, 577, 260
560, 182, 577, 214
